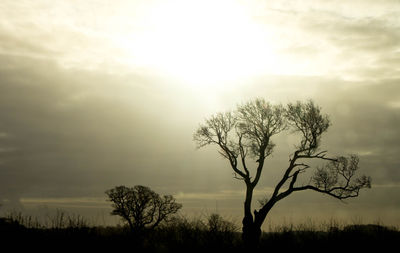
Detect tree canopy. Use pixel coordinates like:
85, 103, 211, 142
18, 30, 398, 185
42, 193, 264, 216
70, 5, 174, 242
106, 185, 182, 231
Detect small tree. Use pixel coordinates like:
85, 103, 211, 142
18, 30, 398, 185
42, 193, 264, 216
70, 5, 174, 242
105, 185, 182, 232
194, 99, 371, 247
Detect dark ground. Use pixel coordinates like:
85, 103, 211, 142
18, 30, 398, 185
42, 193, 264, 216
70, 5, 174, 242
1, 216, 398, 252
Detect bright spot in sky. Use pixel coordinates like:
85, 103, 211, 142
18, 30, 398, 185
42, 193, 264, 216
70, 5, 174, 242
113, 0, 280, 87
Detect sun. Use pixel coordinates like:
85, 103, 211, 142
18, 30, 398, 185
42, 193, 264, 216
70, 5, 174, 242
114, 0, 279, 88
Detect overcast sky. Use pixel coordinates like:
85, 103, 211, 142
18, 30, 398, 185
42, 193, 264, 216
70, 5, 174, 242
1, 0, 399, 227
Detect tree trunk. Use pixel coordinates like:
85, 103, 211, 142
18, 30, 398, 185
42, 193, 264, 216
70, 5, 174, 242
242, 216, 262, 249
241, 183, 262, 249
242, 193, 276, 248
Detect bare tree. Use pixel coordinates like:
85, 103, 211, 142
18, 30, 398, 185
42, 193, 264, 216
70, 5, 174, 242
194, 99, 371, 247
105, 185, 182, 232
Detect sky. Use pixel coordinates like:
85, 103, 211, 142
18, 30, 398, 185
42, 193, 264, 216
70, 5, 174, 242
0, 0, 399, 228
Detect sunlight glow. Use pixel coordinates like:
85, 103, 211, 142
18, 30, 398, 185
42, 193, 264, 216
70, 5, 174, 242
113, 0, 281, 87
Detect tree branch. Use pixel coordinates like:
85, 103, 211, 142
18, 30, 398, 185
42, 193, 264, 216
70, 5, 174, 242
275, 169, 301, 201
289, 155, 370, 200
238, 132, 250, 177
297, 150, 337, 162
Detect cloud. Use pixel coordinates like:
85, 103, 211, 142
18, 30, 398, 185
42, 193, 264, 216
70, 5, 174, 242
0, 54, 181, 198
257, 1, 400, 80
300, 16, 399, 54
0, 52, 229, 206
0, 31, 56, 59
316, 83, 400, 185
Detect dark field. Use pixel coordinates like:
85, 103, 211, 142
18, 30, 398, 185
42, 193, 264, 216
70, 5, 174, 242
1, 212, 398, 252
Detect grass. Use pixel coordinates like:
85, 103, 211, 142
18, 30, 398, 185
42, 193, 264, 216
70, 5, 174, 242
0, 210, 398, 252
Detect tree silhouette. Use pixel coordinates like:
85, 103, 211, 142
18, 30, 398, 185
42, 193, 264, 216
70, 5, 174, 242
105, 185, 182, 232
194, 99, 371, 247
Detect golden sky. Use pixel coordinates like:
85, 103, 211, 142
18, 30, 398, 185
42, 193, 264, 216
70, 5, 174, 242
0, 0, 399, 227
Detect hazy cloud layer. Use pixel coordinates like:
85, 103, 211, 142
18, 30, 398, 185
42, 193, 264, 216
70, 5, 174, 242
1, 53, 399, 225
0, 0, 399, 226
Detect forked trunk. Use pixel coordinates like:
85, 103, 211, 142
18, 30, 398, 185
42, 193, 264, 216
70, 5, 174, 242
241, 185, 275, 248
242, 215, 262, 249
241, 183, 262, 248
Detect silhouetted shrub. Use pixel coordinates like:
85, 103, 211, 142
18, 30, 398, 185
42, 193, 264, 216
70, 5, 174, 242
105, 185, 182, 233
